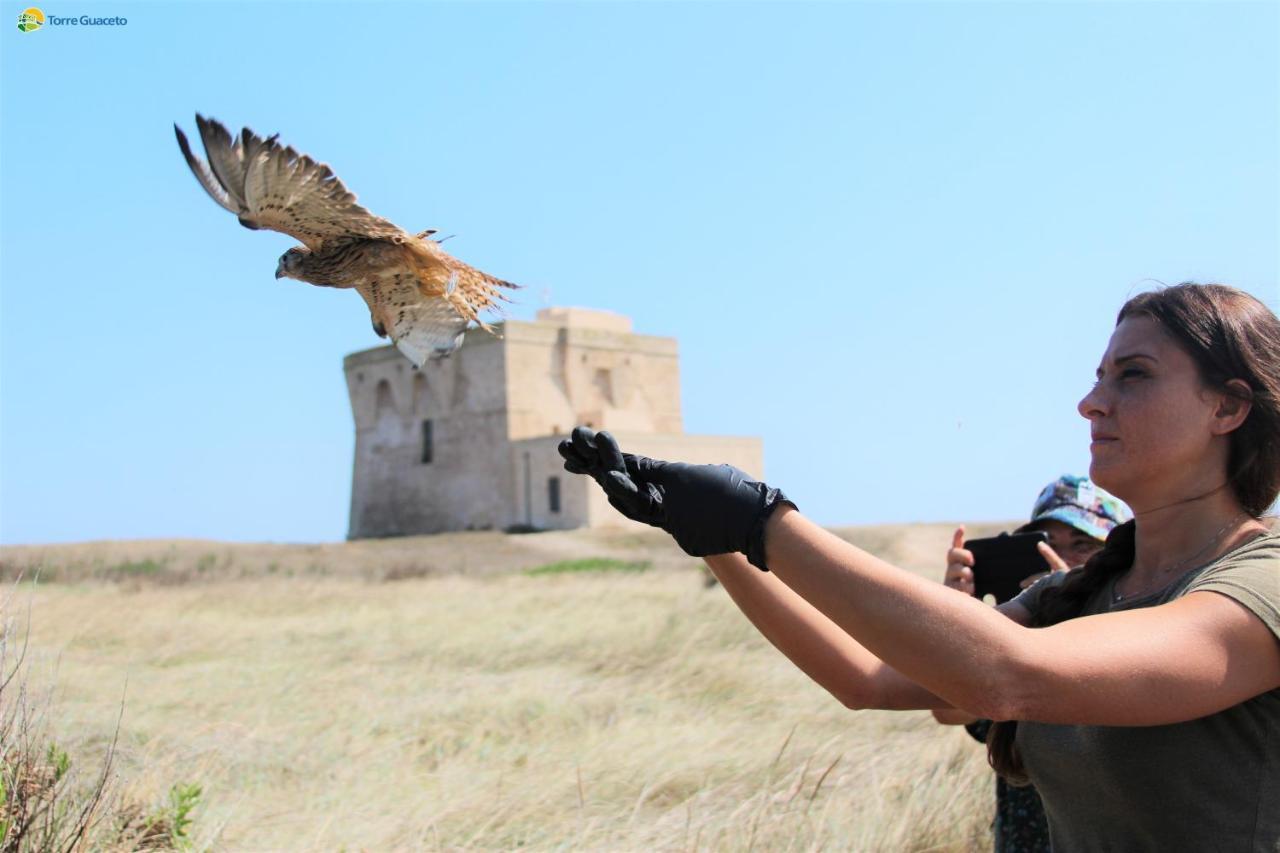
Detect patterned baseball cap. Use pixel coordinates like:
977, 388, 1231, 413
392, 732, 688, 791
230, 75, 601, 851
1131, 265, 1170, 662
1029, 475, 1132, 541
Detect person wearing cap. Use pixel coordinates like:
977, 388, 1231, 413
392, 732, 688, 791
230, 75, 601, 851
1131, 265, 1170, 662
934, 475, 1132, 853
942, 476, 1133, 598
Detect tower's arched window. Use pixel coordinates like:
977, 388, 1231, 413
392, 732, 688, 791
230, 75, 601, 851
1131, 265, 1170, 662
375, 379, 396, 419
593, 368, 614, 405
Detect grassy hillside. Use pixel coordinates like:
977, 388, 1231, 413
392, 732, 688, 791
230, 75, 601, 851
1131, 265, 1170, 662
0, 521, 1012, 585
0, 522, 1013, 850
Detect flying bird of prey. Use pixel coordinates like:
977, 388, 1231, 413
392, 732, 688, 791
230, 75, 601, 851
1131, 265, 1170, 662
174, 114, 517, 365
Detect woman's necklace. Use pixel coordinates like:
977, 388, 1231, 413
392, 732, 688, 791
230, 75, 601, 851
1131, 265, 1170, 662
1112, 513, 1246, 603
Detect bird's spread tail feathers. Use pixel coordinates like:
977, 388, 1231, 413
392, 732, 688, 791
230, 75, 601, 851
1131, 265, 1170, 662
405, 237, 519, 334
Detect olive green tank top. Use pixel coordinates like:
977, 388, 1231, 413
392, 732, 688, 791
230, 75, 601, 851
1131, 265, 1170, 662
1011, 530, 1280, 852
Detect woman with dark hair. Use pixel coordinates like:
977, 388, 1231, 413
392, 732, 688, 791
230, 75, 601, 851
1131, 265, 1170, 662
560, 283, 1280, 850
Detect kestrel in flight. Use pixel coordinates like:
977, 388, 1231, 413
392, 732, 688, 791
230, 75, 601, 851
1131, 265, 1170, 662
175, 114, 517, 364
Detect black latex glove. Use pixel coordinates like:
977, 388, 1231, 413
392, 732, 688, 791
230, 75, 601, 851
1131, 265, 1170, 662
556, 426, 795, 571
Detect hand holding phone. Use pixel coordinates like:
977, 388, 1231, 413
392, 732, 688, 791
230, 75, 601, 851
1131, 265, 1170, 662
944, 527, 977, 596
964, 530, 1051, 603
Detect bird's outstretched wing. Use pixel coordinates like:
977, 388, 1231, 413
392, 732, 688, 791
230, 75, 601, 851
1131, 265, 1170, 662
175, 114, 406, 250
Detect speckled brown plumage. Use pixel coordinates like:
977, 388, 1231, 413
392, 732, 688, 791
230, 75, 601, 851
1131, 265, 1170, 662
174, 114, 517, 365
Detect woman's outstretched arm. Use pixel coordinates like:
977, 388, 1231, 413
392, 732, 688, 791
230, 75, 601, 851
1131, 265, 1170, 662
556, 428, 1278, 726
705, 551, 1031, 712
762, 507, 1280, 726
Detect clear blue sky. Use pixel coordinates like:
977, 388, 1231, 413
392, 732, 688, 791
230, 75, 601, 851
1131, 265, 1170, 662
1, 1, 1276, 544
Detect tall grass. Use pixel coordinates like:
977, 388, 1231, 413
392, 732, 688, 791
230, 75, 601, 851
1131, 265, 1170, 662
15, 568, 994, 849
0, 583, 204, 852
0, 583, 117, 851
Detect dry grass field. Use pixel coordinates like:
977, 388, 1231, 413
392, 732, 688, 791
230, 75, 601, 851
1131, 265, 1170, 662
1, 521, 1012, 851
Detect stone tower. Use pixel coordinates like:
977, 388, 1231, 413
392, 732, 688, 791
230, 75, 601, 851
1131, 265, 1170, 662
343, 307, 763, 538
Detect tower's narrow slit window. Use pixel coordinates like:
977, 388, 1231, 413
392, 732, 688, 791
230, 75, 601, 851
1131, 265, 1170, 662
420, 419, 434, 464
548, 476, 561, 514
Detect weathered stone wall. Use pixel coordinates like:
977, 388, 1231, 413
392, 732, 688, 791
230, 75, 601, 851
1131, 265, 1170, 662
345, 334, 512, 538
344, 308, 762, 538
502, 308, 683, 440
508, 435, 591, 531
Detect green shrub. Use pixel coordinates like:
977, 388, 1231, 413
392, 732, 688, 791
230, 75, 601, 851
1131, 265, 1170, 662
110, 559, 166, 577
524, 558, 651, 576
2, 591, 201, 852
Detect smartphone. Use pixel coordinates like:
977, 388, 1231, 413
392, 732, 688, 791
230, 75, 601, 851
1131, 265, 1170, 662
964, 530, 1051, 604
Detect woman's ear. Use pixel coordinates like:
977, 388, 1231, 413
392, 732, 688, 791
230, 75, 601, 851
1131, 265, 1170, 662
1210, 379, 1253, 436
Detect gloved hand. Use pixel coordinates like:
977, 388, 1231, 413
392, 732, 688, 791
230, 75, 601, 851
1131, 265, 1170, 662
557, 426, 796, 571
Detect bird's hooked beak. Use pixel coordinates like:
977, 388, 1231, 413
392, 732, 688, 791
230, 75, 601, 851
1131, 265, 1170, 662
275, 259, 286, 280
